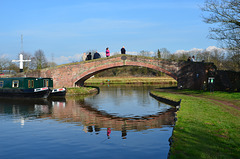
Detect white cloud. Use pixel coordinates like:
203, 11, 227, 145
205, 46, 225, 52
174, 46, 226, 55
191, 48, 204, 52
125, 51, 139, 55
54, 54, 83, 64
0, 54, 9, 59
175, 50, 188, 54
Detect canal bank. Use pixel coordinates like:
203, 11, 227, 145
150, 89, 240, 159
66, 86, 98, 96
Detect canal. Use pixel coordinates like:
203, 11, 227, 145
0, 85, 176, 159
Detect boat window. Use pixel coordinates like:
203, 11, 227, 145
0, 81, 3, 88
12, 80, 19, 88
43, 79, 49, 87
28, 80, 34, 88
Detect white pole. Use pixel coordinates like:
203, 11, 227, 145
19, 54, 23, 70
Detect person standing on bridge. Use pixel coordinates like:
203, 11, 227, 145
82, 52, 87, 61
106, 47, 110, 57
191, 56, 196, 62
86, 52, 92, 60
121, 46, 126, 54
93, 51, 101, 59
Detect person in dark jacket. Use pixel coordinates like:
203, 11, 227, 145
121, 46, 126, 54
86, 52, 92, 60
93, 51, 101, 59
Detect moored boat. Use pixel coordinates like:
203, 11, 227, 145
39, 78, 66, 98
0, 77, 51, 99
49, 87, 67, 98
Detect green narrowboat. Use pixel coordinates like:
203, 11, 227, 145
37, 78, 53, 89
39, 78, 66, 98
0, 77, 51, 98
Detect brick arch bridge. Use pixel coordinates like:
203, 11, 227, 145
26, 54, 216, 89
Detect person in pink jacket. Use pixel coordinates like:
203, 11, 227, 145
106, 47, 110, 57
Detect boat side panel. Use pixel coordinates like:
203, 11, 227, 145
0, 88, 50, 98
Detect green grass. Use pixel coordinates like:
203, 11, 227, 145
173, 89, 240, 107
85, 76, 177, 85
175, 89, 240, 99
151, 90, 240, 159
66, 87, 98, 95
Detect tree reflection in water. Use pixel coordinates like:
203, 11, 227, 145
0, 97, 175, 139
0, 86, 176, 159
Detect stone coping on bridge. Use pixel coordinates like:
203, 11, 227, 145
42, 54, 180, 70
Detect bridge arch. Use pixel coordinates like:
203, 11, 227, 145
74, 60, 178, 86
26, 54, 215, 90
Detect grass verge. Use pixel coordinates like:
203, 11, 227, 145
66, 87, 98, 96
85, 76, 177, 85
151, 90, 240, 159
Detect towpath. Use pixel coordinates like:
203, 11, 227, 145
154, 88, 240, 112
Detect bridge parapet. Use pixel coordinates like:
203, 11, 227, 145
25, 54, 216, 89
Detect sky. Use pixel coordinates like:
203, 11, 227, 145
0, 0, 218, 64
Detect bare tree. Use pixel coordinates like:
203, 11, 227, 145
138, 50, 152, 57
202, 0, 240, 70
201, 0, 240, 50
32, 50, 48, 70
47, 62, 57, 67
6, 63, 19, 74
227, 49, 240, 71
159, 48, 171, 59
0, 57, 10, 71
177, 53, 191, 61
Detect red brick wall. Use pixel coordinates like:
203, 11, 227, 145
26, 55, 207, 88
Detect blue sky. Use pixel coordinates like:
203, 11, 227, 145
0, 0, 217, 64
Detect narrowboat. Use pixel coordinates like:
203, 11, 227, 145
49, 87, 66, 98
38, 78, 66, 98
0, 77, 51, 98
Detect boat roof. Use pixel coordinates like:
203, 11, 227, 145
0, 77, 52, 80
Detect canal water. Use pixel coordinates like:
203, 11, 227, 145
0, 86, 176, 159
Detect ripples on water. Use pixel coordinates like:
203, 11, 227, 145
0, 86, 176, 159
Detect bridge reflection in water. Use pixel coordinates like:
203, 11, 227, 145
51, 99, 176, 133
0, 97, 176, 136
0, 86, 177, 158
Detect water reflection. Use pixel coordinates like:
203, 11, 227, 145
0, 86, 176, 158
0, 92, 175, 136
51, 98, 175, 139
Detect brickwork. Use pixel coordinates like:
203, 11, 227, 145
215, 70, 240, 91
25, 54, 215, 89
177, 62, 217, 90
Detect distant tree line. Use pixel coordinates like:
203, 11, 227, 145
0, 49, 57, 74
154, 47, 239, 71
1, 46, 238, 77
